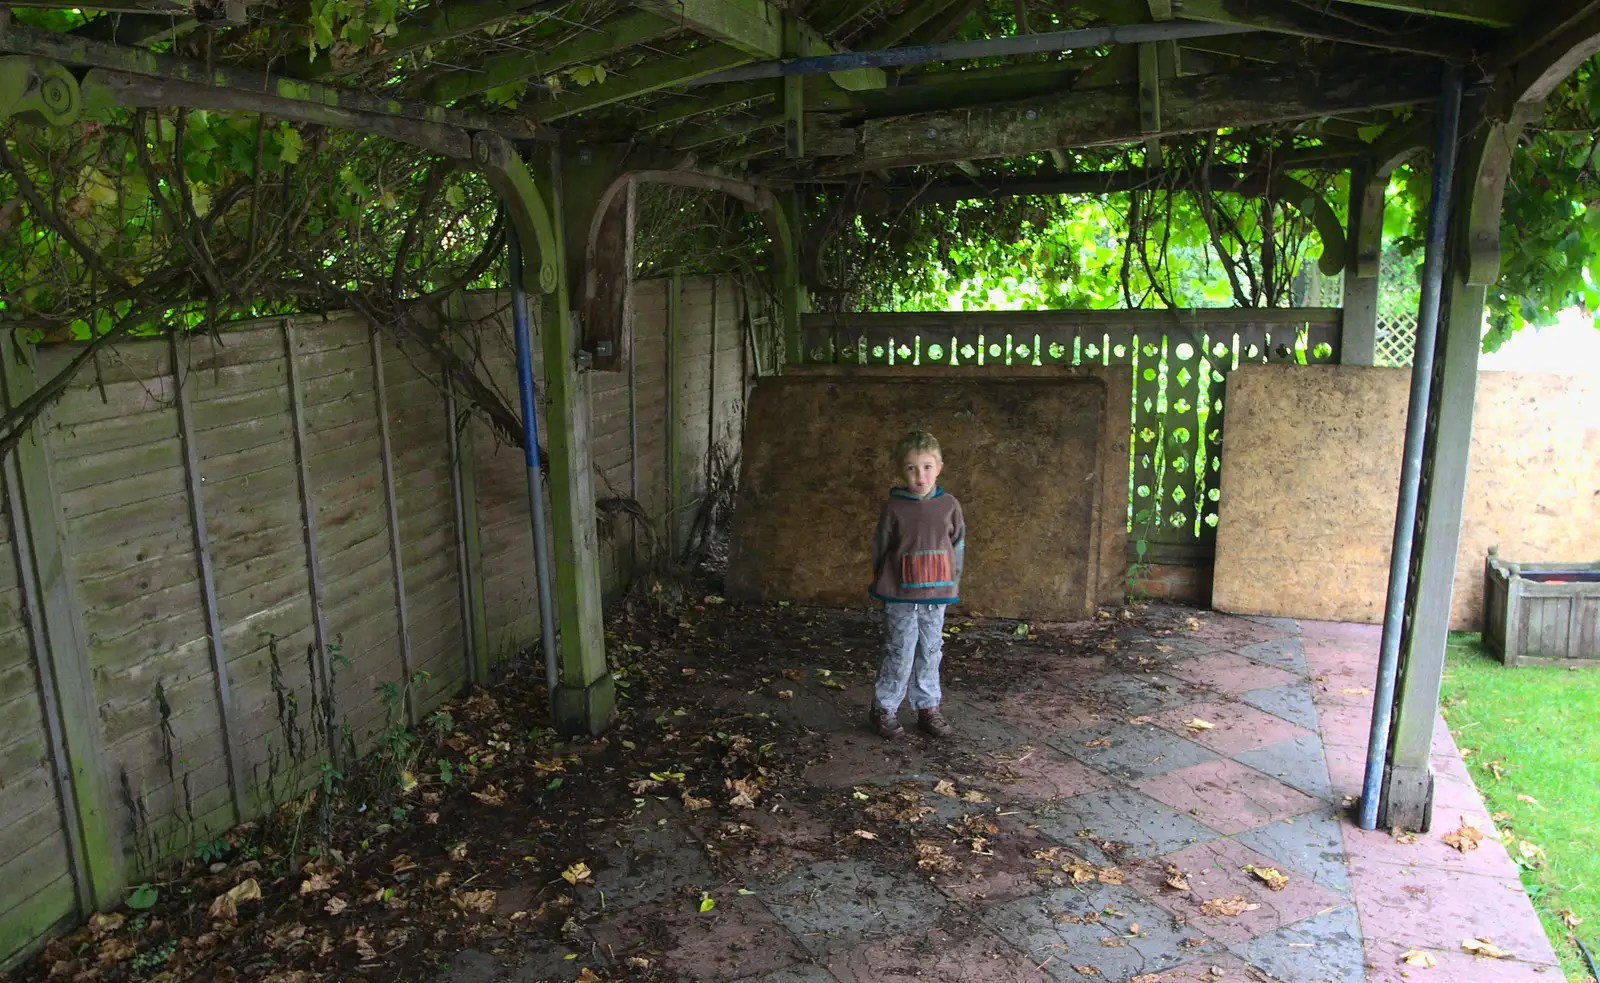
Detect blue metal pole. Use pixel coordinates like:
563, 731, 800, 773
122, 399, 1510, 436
508, 232, 561, 712
1359, 66, 1463, 831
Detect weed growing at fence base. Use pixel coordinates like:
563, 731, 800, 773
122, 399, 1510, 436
1441, 633, 1600, 983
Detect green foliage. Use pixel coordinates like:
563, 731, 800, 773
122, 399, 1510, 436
125, 884, 159, 910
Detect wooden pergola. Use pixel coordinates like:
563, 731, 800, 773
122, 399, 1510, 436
3, 0, 1597, 836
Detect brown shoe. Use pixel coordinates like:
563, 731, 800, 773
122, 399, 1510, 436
870, 706, 904, 740
918, 706, 953, 738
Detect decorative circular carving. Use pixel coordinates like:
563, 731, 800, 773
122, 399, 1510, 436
538, 261, 558, 294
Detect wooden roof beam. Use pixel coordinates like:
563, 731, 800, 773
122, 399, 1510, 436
822, 55, 1442, 170
283, 0, 568, 79
1172, 0, 1490, 59
1328, 0, 1522, 27
528, 42, 752, 121
425, 9, 675, 103
636, 0, 886, 89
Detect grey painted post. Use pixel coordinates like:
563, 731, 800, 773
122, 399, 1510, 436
169, 332, 247, 822
1380, 273, 1487, 831
1341, 162, 1384, 367
369, 330, 416, 725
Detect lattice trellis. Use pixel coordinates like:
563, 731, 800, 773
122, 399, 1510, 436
1375, 248, 1422, 367
800, 311, 1342, 551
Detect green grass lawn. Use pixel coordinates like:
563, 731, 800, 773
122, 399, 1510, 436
1439, 633, 1600, 983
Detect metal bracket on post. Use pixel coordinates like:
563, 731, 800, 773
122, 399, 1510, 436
0, 56, 82, 126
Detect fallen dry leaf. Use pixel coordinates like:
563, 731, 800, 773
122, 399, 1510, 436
208, 878, 262, 920
300, 873, 336, 894
915, 841, 958, 873
781, 668, 804, 681
1128, 716, 1153, 725
867, 790, 933, 823
1244, 865, 1288, 891
1163, 865, 1192, 892
97, 938, 137, 965
1391, 827, 1418, 845
1483, 760, 1506, 780
324, 896, 348, 915
89, 913, 124, 938
1072, 964, 1102, 976
962, 789, 990, 804
933, 779, 958, 797
1084, 736, 1113, 748
681, 792, 712, 811
1200, 895, 1260, 917
472, 784, 506, 806
1442, 819, 1484, 853
1517, 793, 1542, 807
776, 689, 794, 699
1518, 840, 1547, 863
1400, 949, 1438, 968
576, 969, 605, 983
561, 862, 593, 885
629, 779, 662, 794
1461, 937, 1513, 959
821, 679, 847, 690
456, 890, 496, 915
1560, 909, 1583, 929
1096, 866, 1125, 885
353, 931, 378, 962
448, 842, 469, 861
1185, 617, 1202, 631
1341, 687, 1371, 695
1186, 718, 1216, 731
852, 829, 878, 841
1130, 976, 1162, 983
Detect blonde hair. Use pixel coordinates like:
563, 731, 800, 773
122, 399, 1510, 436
893, 430, 942, 465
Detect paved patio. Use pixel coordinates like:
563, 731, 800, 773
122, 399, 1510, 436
450, 611, 1562, 983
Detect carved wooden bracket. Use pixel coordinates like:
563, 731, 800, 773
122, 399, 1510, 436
0, 56, 81, 126
471, 132, 561, 295
581, 169, 783, 372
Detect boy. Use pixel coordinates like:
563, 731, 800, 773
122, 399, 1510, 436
869, 430, 965, 740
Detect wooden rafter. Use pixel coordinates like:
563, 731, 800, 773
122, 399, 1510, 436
822, 55, 1442, 170
1173, 0, 1492, 58
425, 9, 676, 104
527, 43, 753, 122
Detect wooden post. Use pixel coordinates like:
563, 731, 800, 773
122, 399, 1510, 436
775, 190, 806, 367
473, 134, 615, 735
0, 340, 121, 911
1379, 117, 1515, 831
169, 332, 247, 823
369, 330, 416, 724
542, 144, 616, 735
281, 318, 336, 755
667, 271, 681, 558
1341, 162, 1386, 366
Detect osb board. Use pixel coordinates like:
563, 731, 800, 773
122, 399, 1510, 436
727, 368, 1117, 620
1213, 365, 1600, 630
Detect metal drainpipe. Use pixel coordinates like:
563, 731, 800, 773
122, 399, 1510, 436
509, 233, 561, 716
1359, 66, 1463, 831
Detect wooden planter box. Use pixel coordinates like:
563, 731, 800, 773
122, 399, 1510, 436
1483, 554, 1600, 667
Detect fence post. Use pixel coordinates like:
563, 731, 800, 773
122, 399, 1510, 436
667, 271, 681, 559
445, 317, 488, 686
0, 340, 122, 911
369, 330, 416, 724
281, 318, 336, 758
169, 332, 247, 823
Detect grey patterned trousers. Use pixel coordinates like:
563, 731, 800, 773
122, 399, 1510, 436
875, 603, 947, 712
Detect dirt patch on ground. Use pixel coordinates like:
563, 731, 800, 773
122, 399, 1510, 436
4, 582, 1215, 983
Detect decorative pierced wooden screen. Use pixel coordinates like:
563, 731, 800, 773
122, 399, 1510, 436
798, 310, 1342, 551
